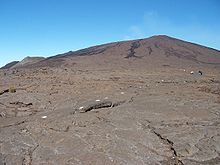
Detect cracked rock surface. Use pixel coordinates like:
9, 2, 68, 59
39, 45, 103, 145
0, 66, 220, 165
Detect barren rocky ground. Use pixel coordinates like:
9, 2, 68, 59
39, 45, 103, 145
0, 36, 220, 165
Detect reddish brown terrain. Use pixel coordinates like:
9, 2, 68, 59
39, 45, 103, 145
1, 35, 220, 165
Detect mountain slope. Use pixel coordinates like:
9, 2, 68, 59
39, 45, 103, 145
33, 35, 220, 69
3, 35, 220, 69
1, 56, 46, 69
11, 56, 46, 68
1, 61, 19, 69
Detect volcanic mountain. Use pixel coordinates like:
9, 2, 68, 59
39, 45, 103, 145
1, 35, 220, 165
1, 61, 19, 69
2, 35, 220, 70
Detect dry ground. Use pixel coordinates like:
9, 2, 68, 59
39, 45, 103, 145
0, 66, 220, 165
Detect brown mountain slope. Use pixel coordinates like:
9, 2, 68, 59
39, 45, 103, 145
1, 56, 45, 69
11, 56, 45, 68
30, 35, 220, 69
1, 61, 19, 69
2, 35, 220, 70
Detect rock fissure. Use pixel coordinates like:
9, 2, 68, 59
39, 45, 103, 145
22, 144, 39, 165
78, 100, 125, 113
1, 120, 28, 128
141, 121, 184, 165
0, 89, 9, 96
153, 130, 184, 165
10, 101, 33, 107
125, 41, 141, 58
49, 125, 70, 132
147, 46, 153, 55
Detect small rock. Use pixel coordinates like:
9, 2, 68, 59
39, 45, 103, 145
21, 128, 28, 134
41, 116, 47, 119
0, 112, 6, 118
198, 70, 203, 75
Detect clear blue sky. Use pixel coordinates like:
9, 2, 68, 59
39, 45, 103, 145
0, 0, 220, 67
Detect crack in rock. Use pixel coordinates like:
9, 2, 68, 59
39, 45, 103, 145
141, 121, 184, 165
10, 101, 33, 107
22, 144, 39, 165
49, 125, 70, 133
78, 100, 125, 113
0, 89, 9, 96
0, 153, 6, 165
1, 120, 27, 128
153, 130, 183, 165
147, 46, 153, 55
125, 41, 141, 58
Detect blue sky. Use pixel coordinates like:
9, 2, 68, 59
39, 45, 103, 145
0, 0, 220, 67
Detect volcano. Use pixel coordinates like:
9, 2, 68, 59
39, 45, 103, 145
2, 35, 220, 69
0, 35, 220, 165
